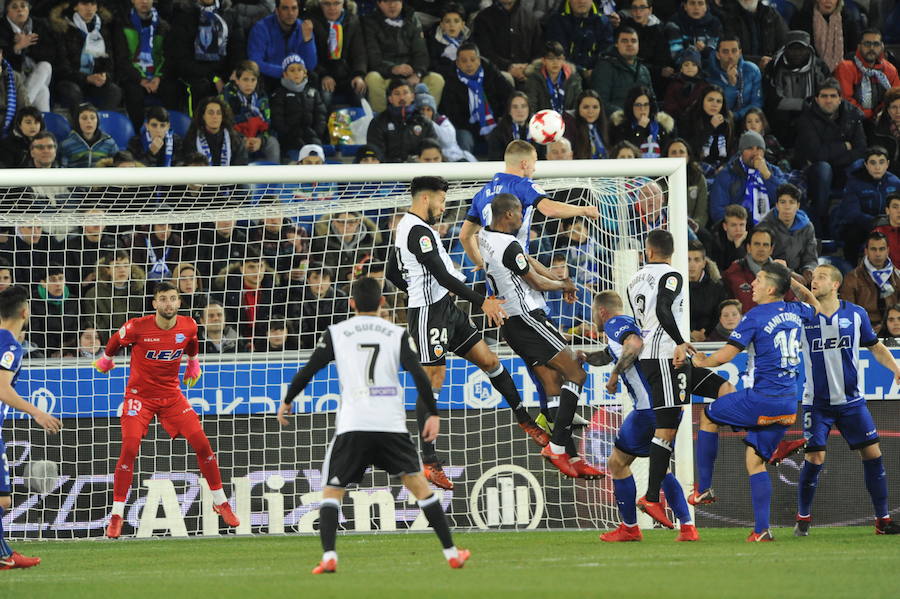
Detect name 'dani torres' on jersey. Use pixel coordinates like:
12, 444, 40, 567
763, 312, 804, 334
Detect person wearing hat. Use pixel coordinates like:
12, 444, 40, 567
271, 54, 327, 160
297, 143, 325, 164
414, 82, 474, 162
710, 129, 787, 224
662, 46, 709, 116
50, 0, 122, 114
247, 0, 317, 91
762, 30, 831, 140
366, 78, 438, 163
353, 144, 381, 163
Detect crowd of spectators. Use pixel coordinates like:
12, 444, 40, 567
5, 0, 900, 350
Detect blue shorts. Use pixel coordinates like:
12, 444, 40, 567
803, 401, 879, 452
615, 409, 657, 457
705, 388, 798, 461
0, 439, 10, 495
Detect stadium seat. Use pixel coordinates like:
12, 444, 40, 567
98, 111, 136, 150
43, 112, 71, 143
168, 110, 192, 138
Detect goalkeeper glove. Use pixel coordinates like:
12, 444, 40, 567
183, 358, 202, 388
93, 355, 115, 373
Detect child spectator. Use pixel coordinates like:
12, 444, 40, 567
30, 265, 80, 355
705, 298, 743, 342
253, 320, 298, 351
76, 326, 103, 357
759, 183, 818, 283
663, 47, 709, 118
127, 105, 181, 167
59, 103, 119, 167
426, 3, 471, 73
222, 60, 280, 163
524, 41, 582, 114
270, 54, 327, 159
559, 219, 600, 287
0, 106, 44, 167
417, 139, 443, 162
414, 83, 473, 162
610, 140, 641, 159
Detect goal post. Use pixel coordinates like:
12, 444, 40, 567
0, 158, 690, 538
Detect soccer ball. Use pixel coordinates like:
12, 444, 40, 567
528, 110, 566, 145
24, 460, 59, 494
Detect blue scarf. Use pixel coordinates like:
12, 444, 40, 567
546, 71, 565, 113
588, 123, 605, 158
141, 124, 174, 166
741, 160, 769, 224
636, 119, 660, 158
145, 236, 171, 280
2, 60, 15, 136
456, 66, 496, 135
195, 0, 228, 62
238, 91, 263, 119
512, 121, 531, 142
196, 130, 231, 166
865, 256, 896, 297
130, 7, 159, 79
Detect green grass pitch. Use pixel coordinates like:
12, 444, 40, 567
1, 528, 897, 599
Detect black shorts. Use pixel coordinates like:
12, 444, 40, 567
640, 359, 727, 410
502, 310, 567, 367
322, 431, 422, 489
407, 294, 481, 365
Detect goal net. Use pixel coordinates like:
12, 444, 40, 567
0, 159, 688, 539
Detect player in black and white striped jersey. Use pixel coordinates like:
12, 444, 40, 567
276, 277, 470, 573
386, 176, 550, 490
479, 193, 605, 480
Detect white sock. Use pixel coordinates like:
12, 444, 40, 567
682, 520, 694, 527
211, 488, 227, 504
623, 521, 637, 528
442, 546, 459, 561
322, 551, 337, 563
549, 442, 566, 454
568, 456, 582, 464
112, 501, 125, 517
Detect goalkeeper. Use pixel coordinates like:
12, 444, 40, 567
93, 282, 240, 538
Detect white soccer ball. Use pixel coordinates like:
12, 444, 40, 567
528, 109, 566, 145
24, 460, 59, 494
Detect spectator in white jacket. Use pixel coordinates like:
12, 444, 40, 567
415, 83, 476, 162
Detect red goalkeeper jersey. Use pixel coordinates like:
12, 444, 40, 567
105, 315, 200, 401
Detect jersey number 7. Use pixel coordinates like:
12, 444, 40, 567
358, 343, 381, 385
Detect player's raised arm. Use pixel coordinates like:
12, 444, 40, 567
537, 198, 599, 221
399, 331, 440, 442
787, 274, 823, 315
459, 219, 484, 270
0, 370, 61, 434
278, 329, 337, 425
93, 321, 134, 373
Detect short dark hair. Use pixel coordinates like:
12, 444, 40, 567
44, 265, 65, 280
418, 139, 442, 156
865, 145, 890, 161
719, 34, 741, 48
154, 281, 178, 296
760, 261, 791, 297
749, 226, 773, 245
441, 2, 466, 19
776, 183, 802, 202
816, 78, 841, 96
31, 130, 56, 146
543, 41, 565, 58
616, 26, 638, 41
13, 106, 43, 132
887, 193, 900, 208
145, 105, 169, 123
687, 239, 706, 254
410, 176, 449, 197
861, 27, 882, 39
646, 228, 674, 257
551, 253, 568, 264
868, 231, 889, 247
457, 41, 480, 57
0, 285, 28, 320
387, 78, 411, 96
181, 151, 209, 166
491, 193, 521, 222
724, 204, 748, 221
352, 276, 383, 312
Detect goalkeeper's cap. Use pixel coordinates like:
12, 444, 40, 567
298, 144, 325, 161
281, 54, 305, 71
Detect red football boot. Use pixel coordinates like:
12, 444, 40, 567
106, 514, 123, 539
600, 523, 642, 542
448, 548, 471, 569
519, 421, 550, 447
423, 462, 454, 490
540, 446, 579, 478
312, 558, 337, 574
747, 529, 775, 542
570, 458, 606, 480
0, 552, 41, 570
769, 438, 807, 465
676, 524, 700, 542
214, 502, 241, 527
687, 485, 717, 506
637, 496, 675, 529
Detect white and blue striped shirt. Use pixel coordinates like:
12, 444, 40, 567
605, 315, 652, 410
801, 301, 878, 407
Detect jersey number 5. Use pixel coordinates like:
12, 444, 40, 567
357, 343, 381, 385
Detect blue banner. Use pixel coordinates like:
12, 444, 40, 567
15, 349, 900, 419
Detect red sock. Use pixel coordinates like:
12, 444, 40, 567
113, 437, 142, 502
187, 431, 223, 491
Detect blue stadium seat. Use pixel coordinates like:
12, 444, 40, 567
43, 112, 71, 143
168, 110, 191, 138
98, 111, 136, 149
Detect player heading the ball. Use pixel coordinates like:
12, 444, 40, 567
93, 282, 240, 538
0, 285, 62, 569
386, 175, 549, 491
277, 276, 470, 573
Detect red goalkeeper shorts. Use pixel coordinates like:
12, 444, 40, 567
121, 395, 204, 439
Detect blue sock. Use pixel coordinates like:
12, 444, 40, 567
749, 472, 771, 534
696, 430, 719, 492
613, 476, 638, 526
797, 460, 823, 517
863, 457, 889, 519
0, 506, 12, 558
662, 473, 692, 525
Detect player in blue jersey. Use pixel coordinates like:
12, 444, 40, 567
787, 264, 900, 535
585, 290, 700, 542
692, 261, 819, 541
458, 140, 600, 446
0, 286, 63, 569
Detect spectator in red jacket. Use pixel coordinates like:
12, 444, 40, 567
873, 193, 900, 267
834, 28, 900, 121
722, 226, 796, 312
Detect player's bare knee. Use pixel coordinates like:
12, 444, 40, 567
607, 450, 631, 478
859, 443, 881, 461
654, 427, 677, 442
0, 495, 11, 510
699, 411, 718, 432
805, 450, 826, 465
322, 486, 345, 502
402, 473, 433, 500
718, 381, 735, 397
